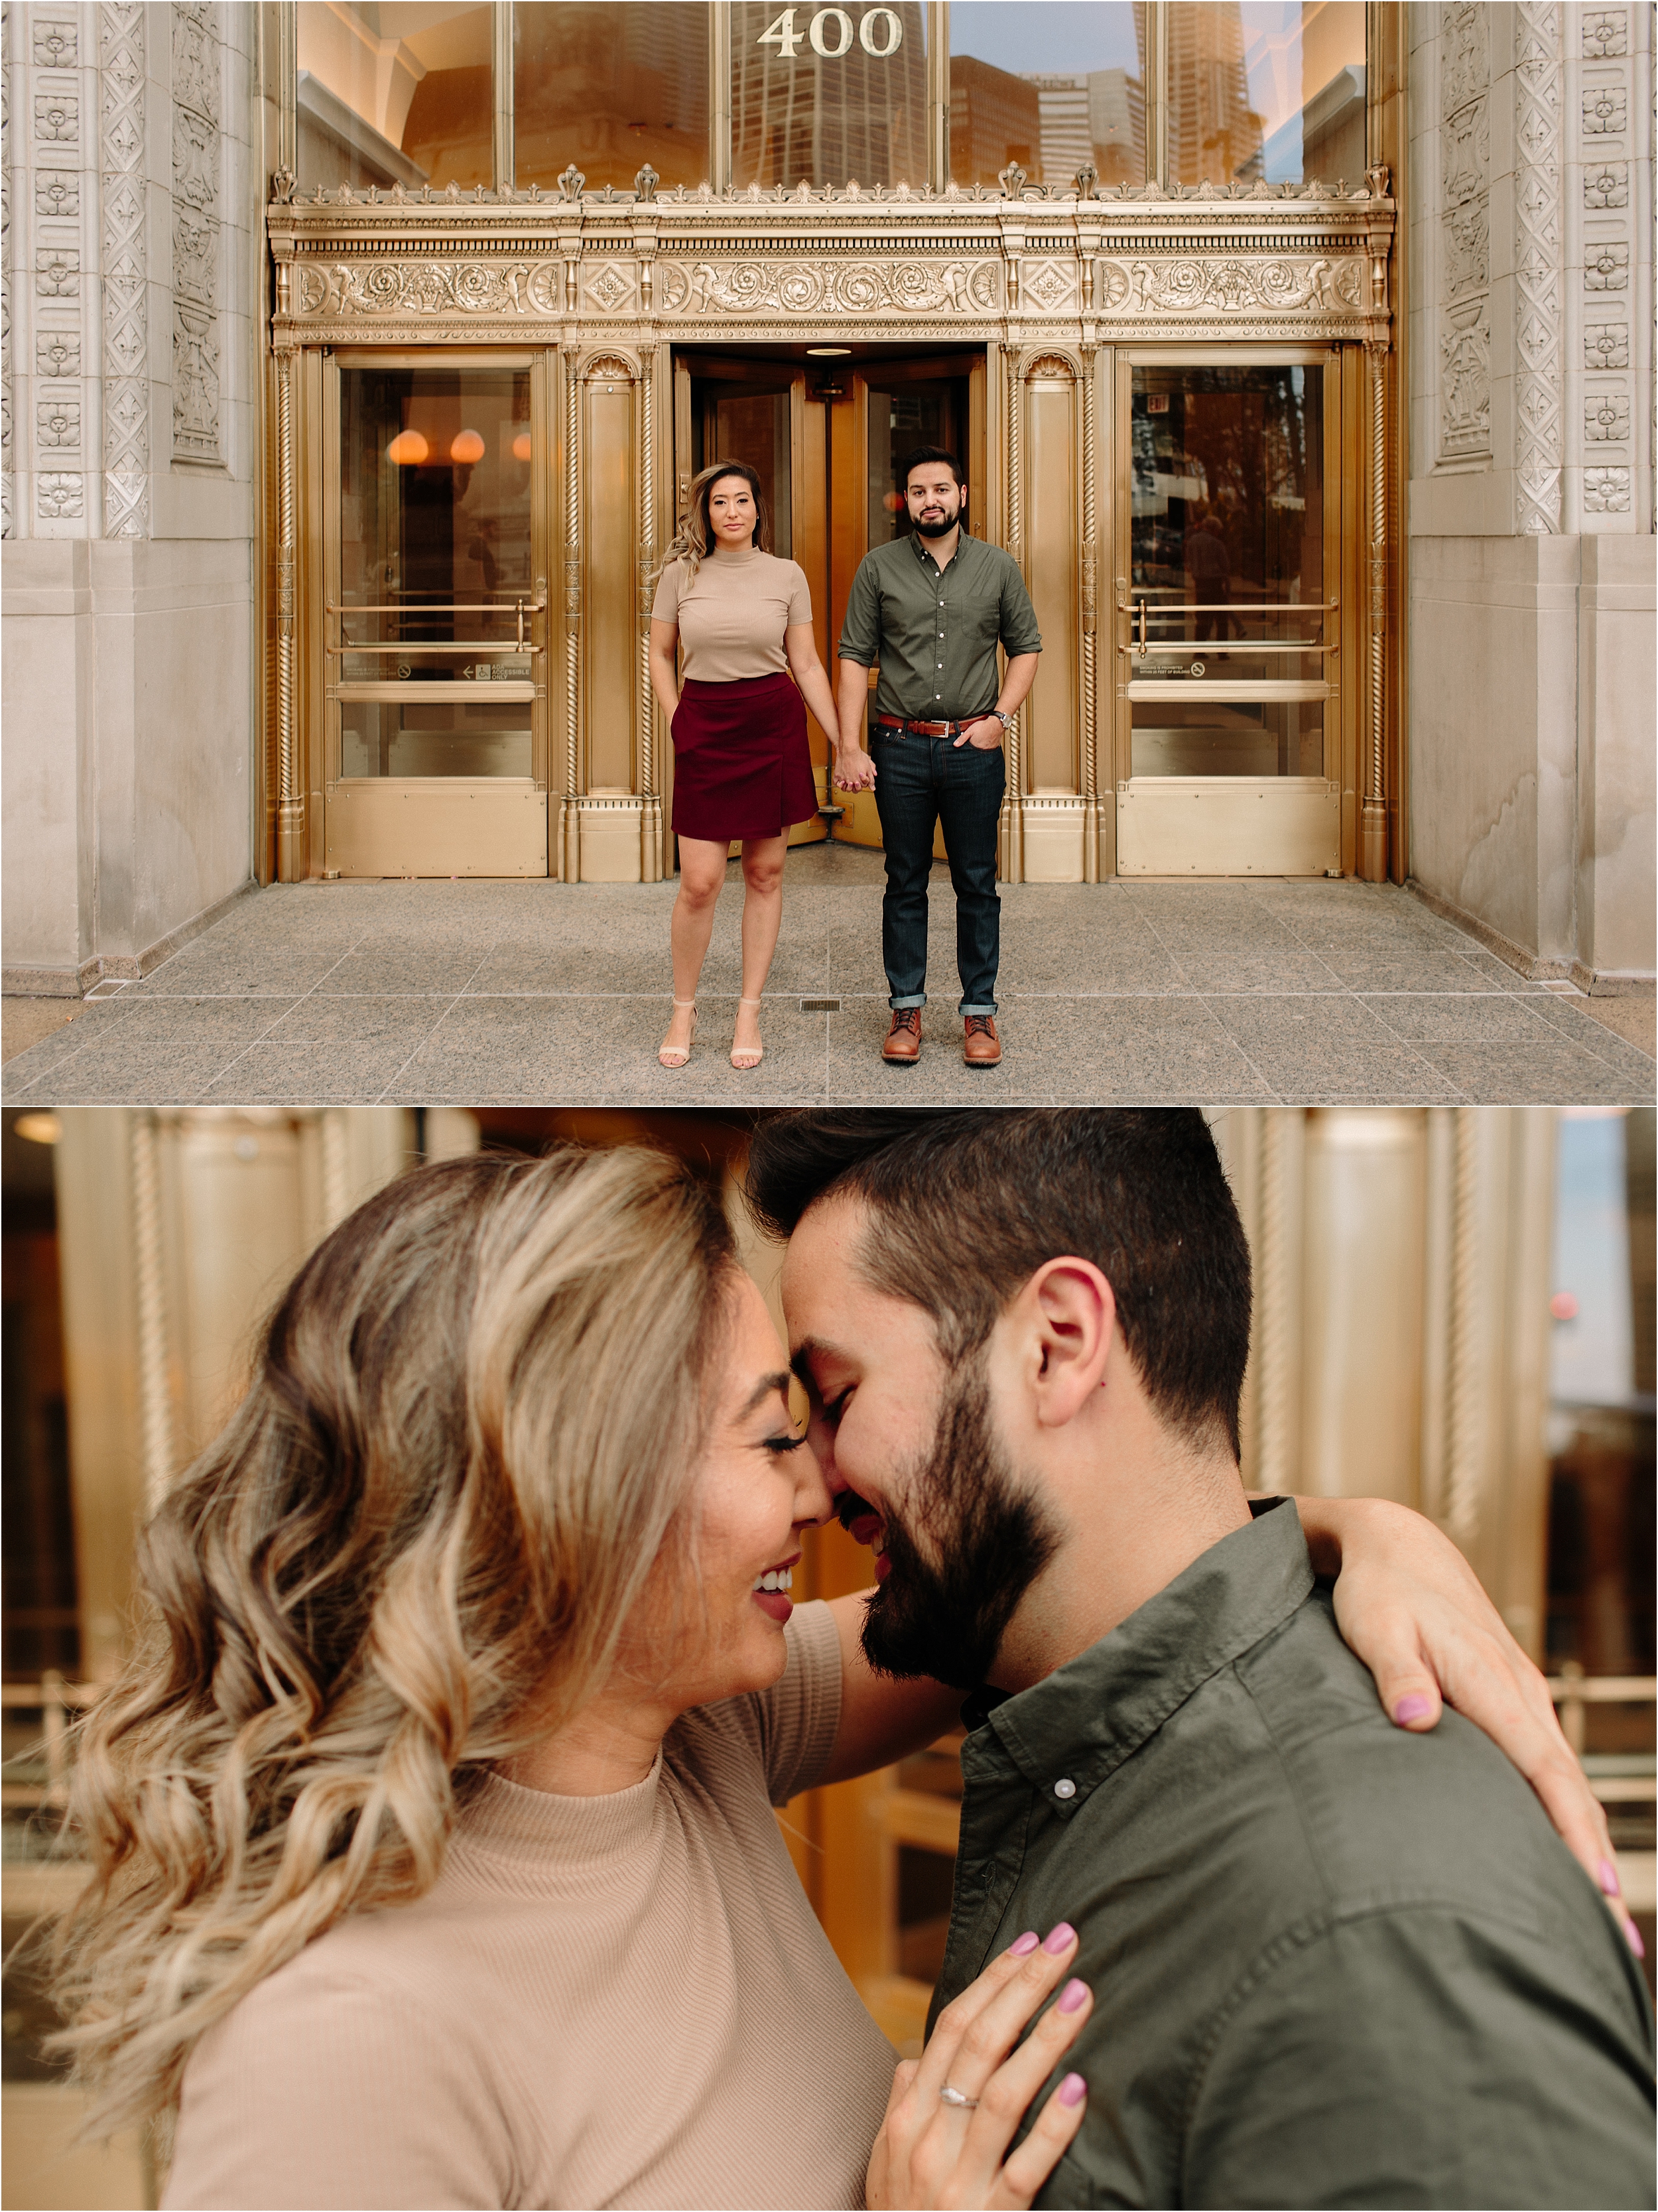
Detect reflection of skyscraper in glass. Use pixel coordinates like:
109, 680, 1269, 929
1025, 75, 1092, 188
949, 53, 1040, 182
1167, 1, 1263, 183
1087, 68, 1145, 184
732, 2, 928, 189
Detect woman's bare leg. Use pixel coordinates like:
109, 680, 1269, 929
665, 835, 730, 1055
733, 836, 787, 1060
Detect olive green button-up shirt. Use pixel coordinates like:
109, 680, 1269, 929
837, 529, 1042, 724
932, 1500, 1655, 2210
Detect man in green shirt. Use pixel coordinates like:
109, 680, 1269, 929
750, 1109, 1655, 2211
835, 448, 1042, 1069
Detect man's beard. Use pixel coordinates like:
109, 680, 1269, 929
839, 1360, 1058, 1690
913, 506, 958, 540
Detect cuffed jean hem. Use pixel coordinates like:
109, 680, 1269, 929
889, 992, 927, 1010
960, 1000, 999, 1016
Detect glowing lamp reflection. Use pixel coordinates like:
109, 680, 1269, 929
513, 430, 533, 461
387, 429, 430, 466
450, 428, 485, 464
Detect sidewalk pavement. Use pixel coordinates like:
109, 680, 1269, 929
3, 844, 1652, 1108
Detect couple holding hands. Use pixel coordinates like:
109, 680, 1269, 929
649, 450, 1041, 1072
53, 1110, 1653, 2210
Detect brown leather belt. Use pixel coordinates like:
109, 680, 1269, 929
873, 710, 995, 739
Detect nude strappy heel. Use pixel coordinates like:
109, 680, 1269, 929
730, 997, 764, 1071
659, 1000, 697, 1069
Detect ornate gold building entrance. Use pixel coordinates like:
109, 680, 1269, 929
262, 3, 1401, 890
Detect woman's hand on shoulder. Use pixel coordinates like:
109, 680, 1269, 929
1309, 1493, 1633, 1931
866, 1927, 1090, 2210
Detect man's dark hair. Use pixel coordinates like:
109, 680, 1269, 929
903, 444, 965, 489
746, 1110, 1251, 1458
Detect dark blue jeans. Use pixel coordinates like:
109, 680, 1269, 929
869, 730, 1004, 1015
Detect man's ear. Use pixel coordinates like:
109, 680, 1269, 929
1026, 1257, 1115, 1429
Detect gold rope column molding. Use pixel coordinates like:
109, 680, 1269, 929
275, 348, 301, 881
638, 343, 662, 882
562, 344, 582, 883
1253, 1109, 1295, 1496
1080, 344, 1100, 882
1360, 163, 1393, 882
1444, 1108, 1486, 1546
1001, 351, 1025, 883
129, 1112, 176, 1515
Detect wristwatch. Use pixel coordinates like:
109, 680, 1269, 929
990, 709, 1012, 730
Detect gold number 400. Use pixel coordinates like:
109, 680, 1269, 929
757, 7, 904, 60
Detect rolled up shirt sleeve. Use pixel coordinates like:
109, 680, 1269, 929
997, 556, 1043, 657
837, 556, 882, 667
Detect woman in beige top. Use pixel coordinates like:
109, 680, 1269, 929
649, 462, 841, 1071
50, 1147, 1615, 2210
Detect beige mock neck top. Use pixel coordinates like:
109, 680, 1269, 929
163, 1602, 895, 2211
652, 547, 813, 683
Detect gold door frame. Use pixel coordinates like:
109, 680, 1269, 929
314, 348, 551, 879
1110, 344, 1360, 879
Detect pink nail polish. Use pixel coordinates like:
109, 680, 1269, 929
1625, 1916, 1646, 1961
1058, 2072, 1087, 2107
1392, 1693, 1434, 1724
1057, 1978, 1089, 2014
1043, 1921, 1077, 1954
1008, 1931, 1041, 1957
1600, 1858, 1623, 1898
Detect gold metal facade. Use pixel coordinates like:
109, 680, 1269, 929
261, 13, 1399, 889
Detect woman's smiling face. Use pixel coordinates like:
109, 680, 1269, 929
623, 1270, 831, 1713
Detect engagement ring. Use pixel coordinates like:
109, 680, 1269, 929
939, 2084, 980, 2109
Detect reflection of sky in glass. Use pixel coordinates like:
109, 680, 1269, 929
1243, 1, 1367, 182
950, 2, 1140, 74
1551, 1110, 1634, 1409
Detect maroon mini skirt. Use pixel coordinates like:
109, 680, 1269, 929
671, 672, 819, 844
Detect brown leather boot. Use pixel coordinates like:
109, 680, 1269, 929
882, 1008, 922, 1064
963, 1014, 1002, 1067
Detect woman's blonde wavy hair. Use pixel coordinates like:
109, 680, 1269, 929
51, 1145, 737, 2138
657, 458, 772, 584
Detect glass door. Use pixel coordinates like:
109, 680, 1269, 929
1113, 353, 1344, 876
322, 353, 549, 879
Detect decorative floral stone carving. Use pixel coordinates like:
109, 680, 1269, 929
1439, 1, 1491, 462
33, 90, 77, 142
32, 20, 77, 65
34, 171, 78, 217
1583, 163, 1628, 208
1584, 241, 1629, 290
36, 334, 81, 377
37, 472, 84, 516
101, 1, 149, 535
1584, 393, 1630, 441
171, 3, 221, 463
1513, 3, 1563, 534
1581, 86, 1627, 133
37, 395, 80, 446
1584, 322, 1629, 369
35, 247, 80, 296
1582, 465, 1629, 511
1580, 9, 1628, 55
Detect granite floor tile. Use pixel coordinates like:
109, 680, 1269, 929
1422, 1043, 1652, 1105
1240, 1046, 1462, 1102
1310, 948, 1507, 994
1206, 994, 1397, 1045
1516, 992, 1658, 1082
307, 949, 491, 996
131, 943, 359, 997
1358, 994, 1564, 1043
1011, 998, 1276, 1103
1165, 949, 1346, 994
0, 996, 145, 1088
202, 997, 452, 1100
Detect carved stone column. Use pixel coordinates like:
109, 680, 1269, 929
275, 344, 301, 881
559, 342, 582, 883
1080, 344, 1100, 883
1514, 3, 1565, 534
999, 349, 1025, 884
638, 341, 663, 882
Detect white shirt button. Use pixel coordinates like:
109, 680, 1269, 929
1054, 1778, 1077, 1800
